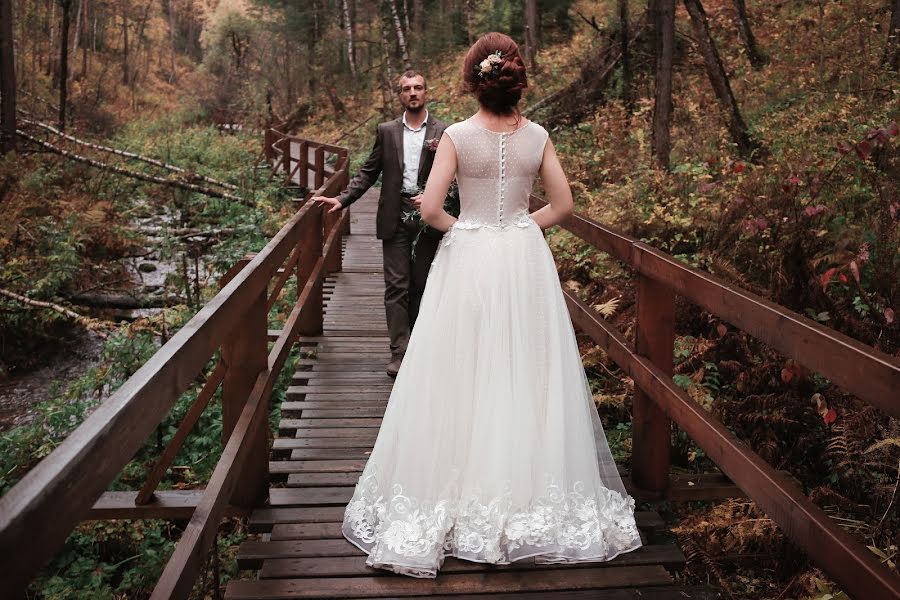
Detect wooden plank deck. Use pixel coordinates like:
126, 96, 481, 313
226, 190, 721, 599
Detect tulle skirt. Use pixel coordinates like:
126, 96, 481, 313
341, 220, 642, 578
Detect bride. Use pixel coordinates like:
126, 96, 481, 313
341, 32, 642, 578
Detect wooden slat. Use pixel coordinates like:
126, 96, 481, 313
250, 507, 347, 532
287, 408, 386, 418
280, 418, 383, 428
270, 460, 367, 474
289, 449, 373, 460
273, 438, 375, 449
291, 427, 379, 438
270, 487, 354, 506
258, 544, 685, 578
225, 566, 673, 598
286, 472, 362, 487
265, 511, 666, 541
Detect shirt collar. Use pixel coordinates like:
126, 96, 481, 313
402, 110, 428, 132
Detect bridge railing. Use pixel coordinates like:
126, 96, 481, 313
530, 196, 900, 600
263, 127, 349, 194
0, 133, 350, 599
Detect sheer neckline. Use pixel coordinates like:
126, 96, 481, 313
466, 116, 532, 136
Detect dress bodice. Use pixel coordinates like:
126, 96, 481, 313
443, 118, 549, 229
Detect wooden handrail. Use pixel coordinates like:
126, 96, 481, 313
0, 133, 350, 598
530, 196, 900, 417
532, 195, 900, 599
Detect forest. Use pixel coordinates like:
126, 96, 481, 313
0, 0, 898, 598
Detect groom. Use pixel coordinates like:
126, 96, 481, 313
313, 70, 448, 377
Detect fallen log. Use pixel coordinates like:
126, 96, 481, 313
20, 118, 239, 191
16, 130, 254, 207
68, 291, 185, 309
0, 287, 109, 336
134, 226, 236, 240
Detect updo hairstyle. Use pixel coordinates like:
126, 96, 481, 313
462, 32, 528, 115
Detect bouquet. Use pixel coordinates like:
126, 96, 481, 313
402, 182, 460, 261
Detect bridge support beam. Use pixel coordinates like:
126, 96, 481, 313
221, 255, 270, 507
298, 210, 324, 336
631, 268, 674, 493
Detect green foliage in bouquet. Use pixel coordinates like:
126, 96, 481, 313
402, 182, 460, 261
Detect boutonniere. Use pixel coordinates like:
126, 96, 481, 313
425, 137, 440, 152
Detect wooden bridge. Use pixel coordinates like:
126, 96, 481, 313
1, 129, 898, 599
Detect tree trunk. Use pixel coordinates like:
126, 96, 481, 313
71, 0, 82, 80
380, 21, 394, 115
81, 0, 90, 78
651, 0, 675, 170
387, 0, 411, 71
342, 0, 357, 79
525, 0, 538, 69
413, 0, 423, 46
684, 0, 762, 159
885, 0, 900, 69
0, 0, 16, 155
401, 0, 410, 35
167, 0, 176, 82
464, 0, 475, 45
121, 2, 129, 85
732, 0, 766, 69
58, 0, 72, 131
619, 0, 631, 111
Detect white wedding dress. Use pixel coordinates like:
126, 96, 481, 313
341, 117, 642, 578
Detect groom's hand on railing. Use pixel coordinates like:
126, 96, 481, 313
312, 196, 343, 213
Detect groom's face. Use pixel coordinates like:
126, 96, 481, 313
398, 75, 428, 113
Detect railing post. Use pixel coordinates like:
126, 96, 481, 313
298, 140, 309, 191
314, 146, 325, 190
323, 211, 343, 273
220, 254, 269, 506
276, 135, 289, 186
297, 208, 324, 336
631, 252, 675, 493
340, 153, 351, 235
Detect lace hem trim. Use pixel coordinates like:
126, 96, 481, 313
342, 468, 642, 578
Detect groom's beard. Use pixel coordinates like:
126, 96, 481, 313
404, 103, 426, 115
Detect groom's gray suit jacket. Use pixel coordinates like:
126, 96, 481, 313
337, 114, 448, 240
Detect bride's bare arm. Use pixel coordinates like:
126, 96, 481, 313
530, 139, 574, 230
420, 133, 459, 232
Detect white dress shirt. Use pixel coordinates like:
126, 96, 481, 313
402, 110, 428, 194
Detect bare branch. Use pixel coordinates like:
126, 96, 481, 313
0, 287, 108, 336
16, 130, 254, 206
20, 118, 239, 191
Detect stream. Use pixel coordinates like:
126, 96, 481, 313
0, 208, 212, 433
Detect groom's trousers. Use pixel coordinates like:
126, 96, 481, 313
382, 212, 441, 359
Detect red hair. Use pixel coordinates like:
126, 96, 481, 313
462, 32, 528, 115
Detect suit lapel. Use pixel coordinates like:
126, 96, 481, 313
394, 118, 404, 177
416, 117, 436, 182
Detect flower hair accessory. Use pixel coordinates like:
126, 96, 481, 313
476, 50, 504, 79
